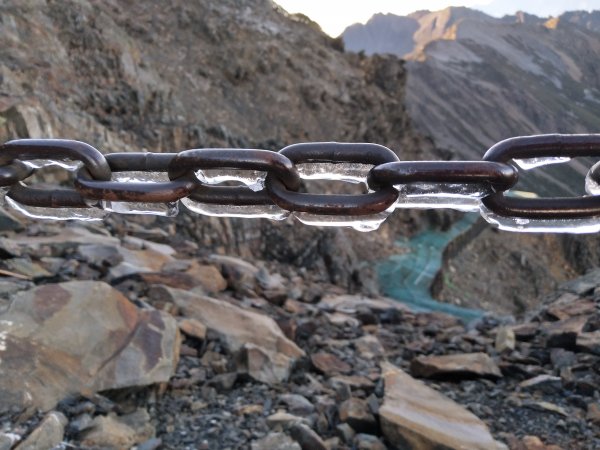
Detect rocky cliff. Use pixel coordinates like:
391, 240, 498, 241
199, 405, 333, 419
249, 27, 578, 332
0, 0, 435, 291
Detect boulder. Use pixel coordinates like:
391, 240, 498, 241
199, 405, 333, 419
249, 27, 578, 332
14, 412, 67, 450
0, 281, 179, 414
379, 362, 506, 450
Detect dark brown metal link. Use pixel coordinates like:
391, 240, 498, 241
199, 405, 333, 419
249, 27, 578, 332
482, 134, 600, 219
0, 139, 111, 180
368, 161, 518, 191
75, 153, 197, 203
7, 183, 89, 208
188, 185, 273, 205
0, 160, 33, 187
168, 148, 301, 190
266, 142, 399, 215
0, 139, 111, 208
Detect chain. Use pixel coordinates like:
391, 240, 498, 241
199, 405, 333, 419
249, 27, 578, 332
1, 135, 600, 232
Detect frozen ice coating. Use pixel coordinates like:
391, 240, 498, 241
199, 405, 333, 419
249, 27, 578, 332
5, 196, 107, 221
101, 200, 179, 217
180, 198, 290, 220
479, 204, 600, 233
393, 182, 490, 212
297, 162, 372, 184
113, 172, 170, 183
23, 159, 83, 171
195, 169, 265, 192
585, 169, 600, 195
293, 209, 392, 232
514, 156, 571, 170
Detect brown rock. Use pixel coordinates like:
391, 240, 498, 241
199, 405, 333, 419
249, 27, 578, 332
167, 287, 304, 384
519, 435, 563, 450
577, 330, 600, 355
586, 403, 600, 425
185, 262, 227, 293
354, 335, 385, 359
311, 352, 352, 375
0, 281, 179, 414
339, 398, 377, 433
543, 316, 588, 348
81, 412, 154, 450
178, 318, 207, 340
411, 352, 502, 379
379, 362, 505, 450
330, 375, 375, 391
15, 412, 67, 450
512, 323, 539, 341
546, 294, 595, 320
289, 423, 327, 450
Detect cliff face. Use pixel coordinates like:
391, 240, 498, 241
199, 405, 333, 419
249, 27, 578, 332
0, 0, 431, 290
343, 8, 600, 195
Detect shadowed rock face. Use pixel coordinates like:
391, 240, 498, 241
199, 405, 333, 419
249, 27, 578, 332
343, 8, 600, 196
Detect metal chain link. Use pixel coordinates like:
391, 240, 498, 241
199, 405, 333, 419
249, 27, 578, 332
1, 135, 600, 232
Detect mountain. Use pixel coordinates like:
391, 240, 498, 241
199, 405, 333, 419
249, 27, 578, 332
342, 8, 600, 195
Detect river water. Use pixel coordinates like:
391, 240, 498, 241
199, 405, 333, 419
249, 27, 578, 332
377, 213, 484, 322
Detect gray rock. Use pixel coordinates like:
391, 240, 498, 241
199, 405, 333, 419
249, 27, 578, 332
278, 394, 315, 416
15, 411, 67, 450
354, 434, 387, 450
289, 423, 327, 450
251, 433, 301, 450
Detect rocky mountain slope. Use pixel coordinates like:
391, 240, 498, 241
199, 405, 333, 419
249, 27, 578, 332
343, 8, 600, 195
0, 0, 437, 292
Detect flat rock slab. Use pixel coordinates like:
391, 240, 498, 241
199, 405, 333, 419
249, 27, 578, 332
0, 281, 179, 415
411, 352, 502, 379
380, 362, 506, 450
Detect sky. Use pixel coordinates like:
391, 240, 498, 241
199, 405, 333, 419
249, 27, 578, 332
275, 0, 599, 37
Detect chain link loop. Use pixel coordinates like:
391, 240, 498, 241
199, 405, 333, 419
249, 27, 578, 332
0, 135, 599, 232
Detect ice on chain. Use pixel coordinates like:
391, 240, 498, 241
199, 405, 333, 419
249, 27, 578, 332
514, 156, 571, 170
181, 200, 290, 219
100, 172, 179, 217
297, 163, 372, 183
293, 209, 392, 232
479, 204, 600, 233
23, 159, 83, 171
394, 182, 491, 212
4, 193, 106, 221
195, 169, 265, 191
585, 163, 600, 195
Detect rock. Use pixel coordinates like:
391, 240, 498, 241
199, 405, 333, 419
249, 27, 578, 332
522, 401, 568, 417
336, 423, 356, 444
267, 411, 305, 429
339, 398, 377, 433
178, 317, 207, 340
354, 334, 385, 359
109, 246, 174, 279
586, 403, 600, 425
81, 411, 154, 450
577, 331, 600, 355
77, 244, 123, 268
518, 375, 563, 394
518, 435, 563, 450
257, 268, 288, 305
379, 362, 505, 450
278, 394, 315, 416
0, 433, 19, 450
311, 352, 352, 375
546, 294, 595, 320
289, 423, 327, 450
354, 434, 387, 450
166, 287, 304, 383
0, 207, 24, 231
251, 433, 302, 450
329, 375, 375, 391
0, 281, 179, 414
325, 312, 361, 327
319, 294, 409, 315
209, 254, 259, 292
185, 262, 227, 293
512, 323, 539, 341
14, 412, 67, 450
11, 227, 120, 255
495, 326, 516, 352
3, 258, 51, 279
543, 316, 588, 348
207, 373, 237, 391
410, 352, 502, 379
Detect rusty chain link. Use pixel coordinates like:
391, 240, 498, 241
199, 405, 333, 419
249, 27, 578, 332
1, 135, 600, 232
